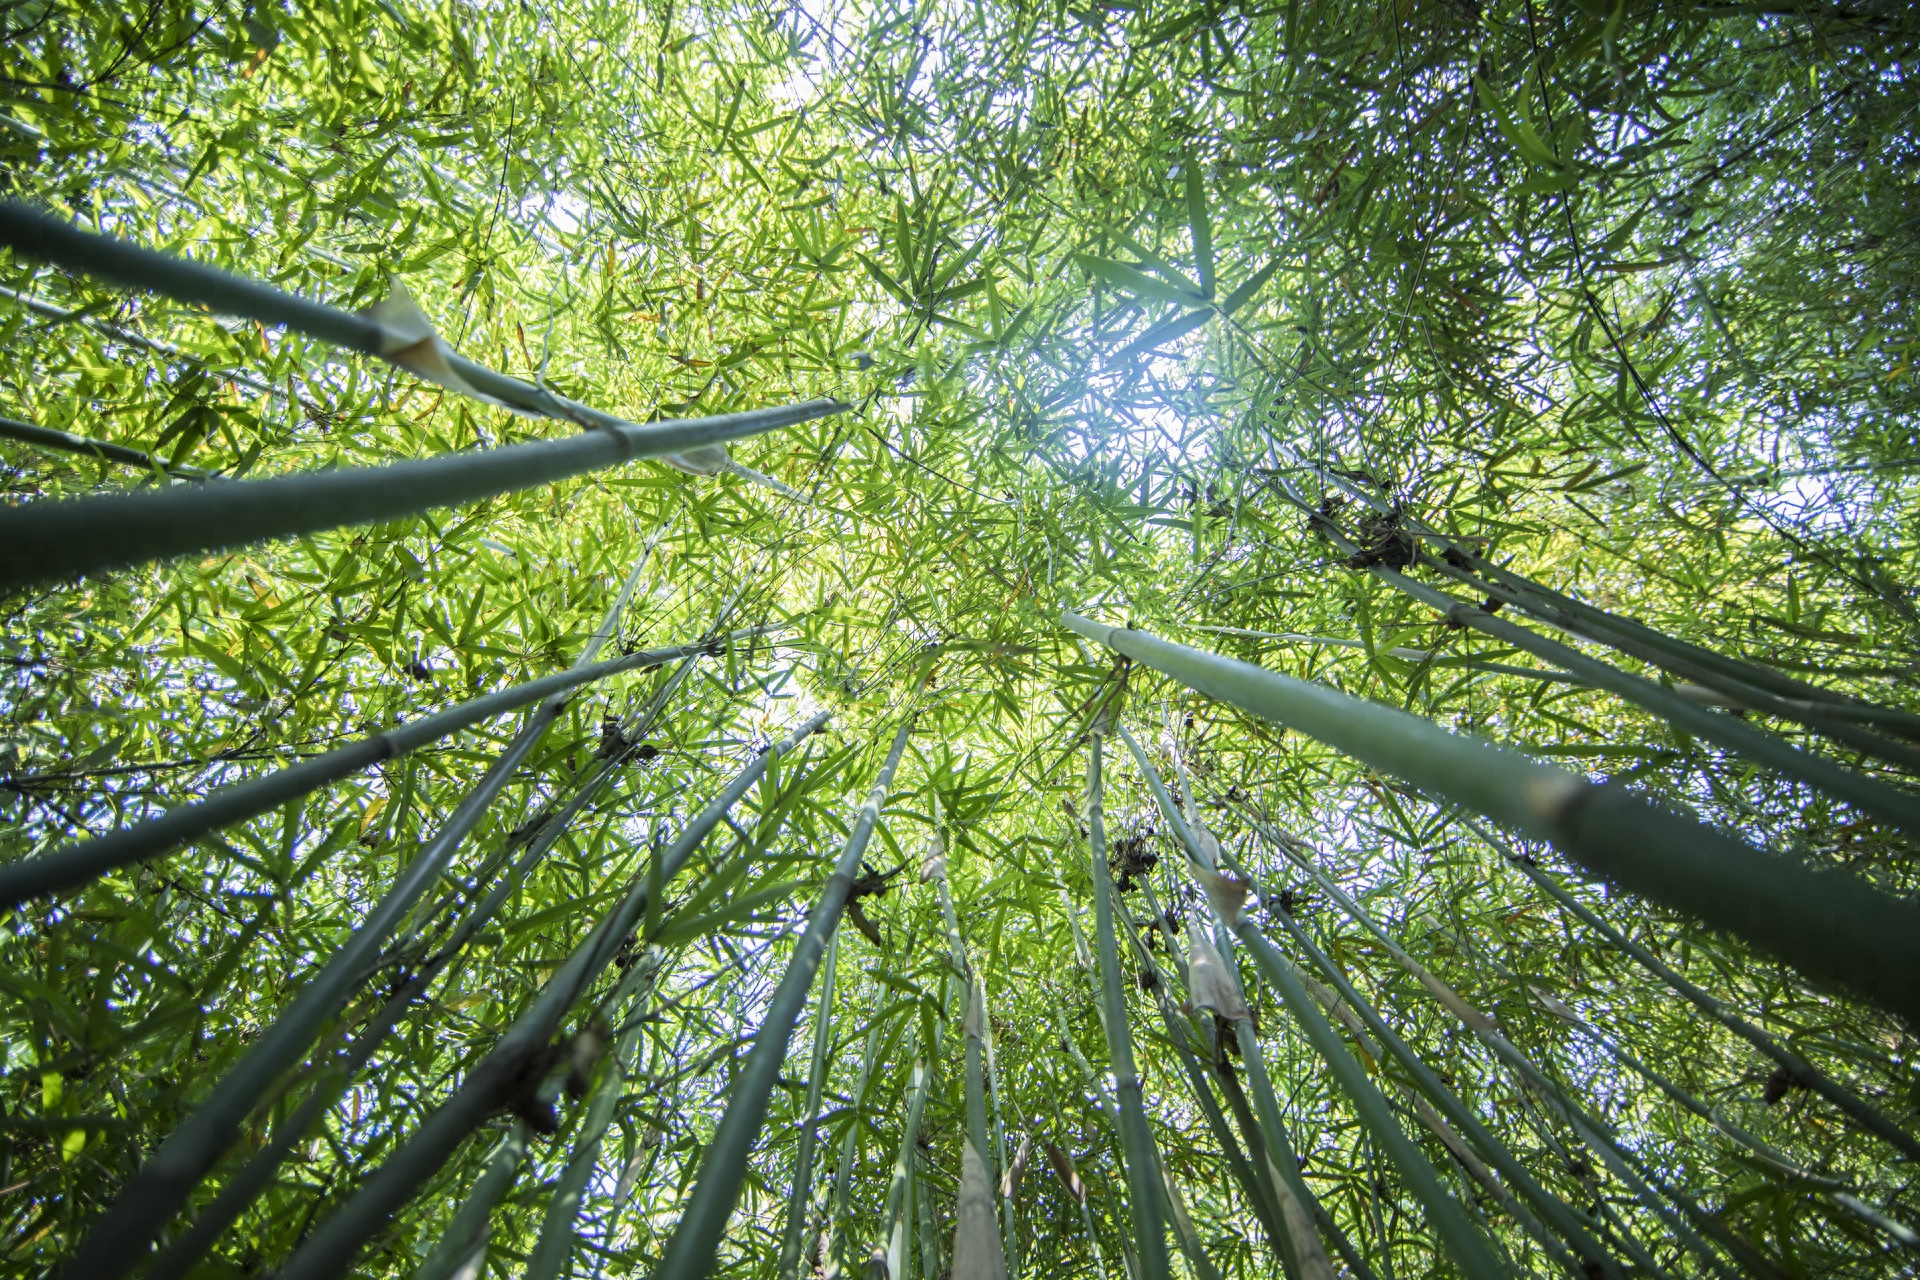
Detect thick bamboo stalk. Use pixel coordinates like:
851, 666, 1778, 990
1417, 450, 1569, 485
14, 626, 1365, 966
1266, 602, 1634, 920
0, 624, 771, 906
0, 412, 209, 479
1083, 730, 1175, 1280
267, 710, 832, 1280
0, 397, 840, 589
1061, 611, 1920, 1027
776, 931, 841, 1280
1470, 816, 1920, 1167
644, 718, 914, 1280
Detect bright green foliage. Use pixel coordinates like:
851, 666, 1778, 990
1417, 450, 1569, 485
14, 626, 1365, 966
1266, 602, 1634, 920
2, 1, 1918, 1279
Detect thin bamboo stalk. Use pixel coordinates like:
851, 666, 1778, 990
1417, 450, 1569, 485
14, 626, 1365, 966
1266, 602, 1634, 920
138, 607, 694, 1280
1274, 452, 1920, 736
523, 950, 663, 1280
828, 982, 892, 1279
0, 397, 839, 589
413, 1124, 531, 1280
1220, 821, 1751, 1280
776, 931, 841, 1280
1272, 456, 1920, 741
63, 613, 696, 1280
643, 719, 914, 1280
0, 624, 773, 906
0, 412, 209, 480
0, 281, 275, 396
881, 1050, 932, 1280
1083, 729, 1175, 1280
1371, 561, 1920, 831
1061, 611, 1920, 1027
268, 709, 832, 1280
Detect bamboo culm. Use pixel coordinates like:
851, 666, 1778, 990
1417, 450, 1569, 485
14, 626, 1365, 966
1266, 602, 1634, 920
0, 413, 210, 480
1469, 816, 1920, 1167
644, 718, 913, 1280
124, 562, 683, 1280
1218, 823, 1752, 1280
0, 624, 771, 907
1061, 611, 1920, 1027
63, 662, 596, 1280
776, 931, 841, 1280
1083, 731, 1175, 1280
0, 397, 840, 590
267, 709, 832, 1280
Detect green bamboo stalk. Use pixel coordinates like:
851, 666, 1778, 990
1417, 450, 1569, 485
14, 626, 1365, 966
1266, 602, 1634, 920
1217, 915, 1509, 1280
1369, 561, 1920, 832
0, 624, 771, 907
0, 412, 210, 480
963, 984, 1000, 1273
1466, 815, 1920, 1167
1061, 610, 1920, 1027
523, 949, 663, 1280
412, 1124, 531, 1280
0, 281, 275, 396
881, 1049, 932, 1280
1083, 728, 1175, 1280
267, 709, 832, 1280
139, 579, 692, 1280
1119, 728, 1507, 1277
776, 930, 841, 1280
644, 718, 914, 1280
1414, 835, 1917, 1251
827, 982, 891, 1280
1220, 822, 1747, 1280
63, 621, 704, 1280
0, 396, 840, 590
1276, 451, 1920, 739
1157, 1153, 1225, 1280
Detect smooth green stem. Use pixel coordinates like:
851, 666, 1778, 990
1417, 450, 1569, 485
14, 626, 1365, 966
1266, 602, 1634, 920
646, 718, 913, 1280
1061, 610, 1920, 1027
1085, 733, 1175, 1280
0, 397, 841, 589
1372, 562, 1920, 832
0, 626, 772, 907
413, 1125, 531, 1280
776, 931, 841, 1280
0, 412, 209, 479
266, 710, 831, 1280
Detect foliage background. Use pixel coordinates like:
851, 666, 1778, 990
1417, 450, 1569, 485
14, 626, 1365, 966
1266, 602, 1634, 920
2, 0, 1917, 1276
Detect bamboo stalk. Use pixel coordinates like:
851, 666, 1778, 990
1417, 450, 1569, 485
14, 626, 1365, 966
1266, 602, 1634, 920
138, 581, 693, 1280
524, 949, 663, 1280
0, 412, 210, 480
1062, 611, 1920, 1027
1370, 562, 1920, 832
644, 718, 913, 1280
63, 626, 696, 1280
0, 624, 774, 907
828, 982, 892, 1279
1220, 820, 1751, 1280
0, 397, 840, 589
1083, 729, 1175, 1280
0, 281, 275, 396
1465, 815, 1920, 1167
1273, 456, 1920, 741
266, 709, 832, 1280
413, 1124, 531, 1280
776, 931, 841, 1280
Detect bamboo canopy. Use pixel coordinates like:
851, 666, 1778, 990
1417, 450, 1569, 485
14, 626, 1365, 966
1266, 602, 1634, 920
2, 3, 1918, 1280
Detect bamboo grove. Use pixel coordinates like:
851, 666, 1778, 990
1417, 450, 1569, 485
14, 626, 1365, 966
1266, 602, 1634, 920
1, 0, 1918, 1277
